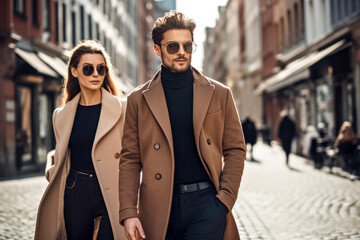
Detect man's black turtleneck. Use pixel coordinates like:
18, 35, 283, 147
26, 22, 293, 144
161, 65, 210, 185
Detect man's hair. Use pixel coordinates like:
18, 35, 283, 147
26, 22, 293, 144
151, 10, 196, 46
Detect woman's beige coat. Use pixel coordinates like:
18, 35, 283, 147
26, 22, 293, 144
35, 88, 126, 240
119, 68, 246, 240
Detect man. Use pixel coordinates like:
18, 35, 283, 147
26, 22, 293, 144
119, 11, 246, 240
242, 116, 257, 161
278, 110, 296, 166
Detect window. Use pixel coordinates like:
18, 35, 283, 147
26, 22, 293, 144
62, 3, 67, 42
42, 0, 50, 29
55, 1, 59, 43
294, 3, 299, 43
80, 5, 85, 40
32, 0, 39, 26
72, 11, 76, 46
88, 15, 93, 39
287, 10, 292, 47
280, 17, 285, 50
96, 23, 100, 40
14, 0, 25, 15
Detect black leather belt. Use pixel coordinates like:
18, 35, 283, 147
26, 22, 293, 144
176, 181, 212, 194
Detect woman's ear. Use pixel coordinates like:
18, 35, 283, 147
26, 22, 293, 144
71, 67, 78, 77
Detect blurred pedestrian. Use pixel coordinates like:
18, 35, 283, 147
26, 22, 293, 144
119, 10, 246, 240
314, 122, 330, 169
278, 110, 296, 166
35, 40, 126, 240
302, 125, 319, 159
334, 121, 357, 151
333, 121, 358, 174
242, 116, 258, 161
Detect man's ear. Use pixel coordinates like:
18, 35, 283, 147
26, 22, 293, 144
71, 67, 78, 78
154, 44, 162, 58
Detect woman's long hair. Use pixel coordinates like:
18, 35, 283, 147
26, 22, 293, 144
334, 121, 357, 147
59, 40, 120, 106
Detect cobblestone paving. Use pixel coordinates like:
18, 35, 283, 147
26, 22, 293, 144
235, 141, 360, 240
1, 142, 360, 239
0, 174, 47, 240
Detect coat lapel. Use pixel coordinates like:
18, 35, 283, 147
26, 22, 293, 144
92, 88, 122, 157
192, 67, 215, 148
142, 71, 174, 154
54, 94, 80, 167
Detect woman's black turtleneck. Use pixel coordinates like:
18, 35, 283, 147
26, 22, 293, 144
161, 65, 210, 185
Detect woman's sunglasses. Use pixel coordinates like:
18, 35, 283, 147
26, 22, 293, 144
160, 41, 197, 55
79, 64, 108, 76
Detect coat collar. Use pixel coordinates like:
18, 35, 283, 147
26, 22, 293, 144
142, 66, 214, 153
55, 88, 122, 158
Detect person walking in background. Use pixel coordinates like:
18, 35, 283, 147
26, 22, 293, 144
119, 11, 246, 240
242, 116, 258, 161
278, 110, 296, 166
35, 40, 126, 239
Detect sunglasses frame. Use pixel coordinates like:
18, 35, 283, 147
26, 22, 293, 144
78, 64, 108, 76
160, 41, 197, 55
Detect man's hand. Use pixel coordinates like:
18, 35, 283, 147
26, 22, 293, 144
124, 217, 146, 240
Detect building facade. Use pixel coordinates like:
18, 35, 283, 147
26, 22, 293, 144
0, 0, 142, 177
256, 0, 360, 154
0, 0, 64, 177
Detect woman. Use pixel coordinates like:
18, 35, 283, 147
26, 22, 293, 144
334, 121, 357, 156
35, 40, 126, 239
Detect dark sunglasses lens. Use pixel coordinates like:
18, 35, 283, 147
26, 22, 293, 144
183, 42, 193, 54
82, 65, 94, 76
97, 65, 107, 76
167, 42, 180, 54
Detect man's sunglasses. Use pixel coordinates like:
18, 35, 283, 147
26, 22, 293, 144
79, 64, 108, 76
160, 41, 197, 55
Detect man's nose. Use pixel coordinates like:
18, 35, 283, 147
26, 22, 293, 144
178, 44, 186, 54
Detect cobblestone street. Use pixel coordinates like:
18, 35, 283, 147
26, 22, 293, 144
0, 141, 359, 239
0, 174, 47, 240
234, 142, 360, 240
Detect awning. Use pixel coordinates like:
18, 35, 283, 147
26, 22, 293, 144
38, 51, 68, 78
15, 48, 59, 78
255, 39, 349, 95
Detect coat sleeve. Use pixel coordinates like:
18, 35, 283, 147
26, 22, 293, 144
45, 109, 59, 182
119, 95, 141, 224
217, 88, 246, 211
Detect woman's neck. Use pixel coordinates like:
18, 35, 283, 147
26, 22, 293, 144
79, 88, 102, 106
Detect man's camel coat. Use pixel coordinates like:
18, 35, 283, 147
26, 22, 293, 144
35, 88, 126, 239
119, 67, 246, 240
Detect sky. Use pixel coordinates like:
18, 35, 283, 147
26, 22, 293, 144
176, 0, 229, 71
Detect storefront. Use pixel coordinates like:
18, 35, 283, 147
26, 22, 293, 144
257, 39, 355, 154
13, 42, 65, 171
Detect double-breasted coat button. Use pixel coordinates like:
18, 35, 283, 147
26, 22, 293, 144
207, 139, 211, 145
155, 173, 162, 180
154, 143, 160, 150
114, 153, 120, 159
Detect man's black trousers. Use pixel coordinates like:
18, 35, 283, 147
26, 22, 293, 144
165, 183, 228, 240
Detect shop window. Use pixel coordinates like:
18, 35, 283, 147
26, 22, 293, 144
316, 84, 334, 137
15, 87, 33, 169
38, 94, 51, 163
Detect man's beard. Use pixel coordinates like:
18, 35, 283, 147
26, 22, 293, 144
161, 51, 191, 73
